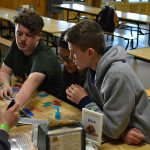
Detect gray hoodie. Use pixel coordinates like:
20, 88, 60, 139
84, 46, 150, 143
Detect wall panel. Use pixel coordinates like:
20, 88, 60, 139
0, 0, 48, 16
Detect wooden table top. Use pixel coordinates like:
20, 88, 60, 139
0, 7, 16, 22
53, 3, 101, 16
9, 91, 81, 150
127, 47, 150, 62
9, 90, 150, 150
53, 4, 150, 24
116, 11, 150, 24
42, 16, 75, 33
6, 81, 150, 150
101, 141, 150, 150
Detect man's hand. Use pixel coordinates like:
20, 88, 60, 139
66, 84, 88, 104
121, 128, 145, 145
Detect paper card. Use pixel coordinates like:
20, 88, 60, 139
82, 108, 103, 146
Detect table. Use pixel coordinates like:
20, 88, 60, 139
42, 16, 75, 48
0, 7, 16, 22
42, 16, 75, 34
8, 90, 150, 150
6, 90, 81, 150
53, 3, 150, 47
53, 3, 100, 22
127, 47, 150, 62
0, 7, 17, 37
101, 141, 150, 150
42, 16, 75, 50
116, 11, 150, 47
0, 7, 75, 54
0, 7, 75, 34
1, 77, 149, 150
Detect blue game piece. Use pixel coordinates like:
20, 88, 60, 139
53, 106, 61, 120
23, 108, 34, 116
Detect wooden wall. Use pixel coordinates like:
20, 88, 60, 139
0, 0, 150, 17
86, 0, 102, 7
86, 0, 150, 15
109, 2, 150, 15
0, 0, 48, 16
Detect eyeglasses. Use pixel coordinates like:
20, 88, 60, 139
59, 54, 73, 63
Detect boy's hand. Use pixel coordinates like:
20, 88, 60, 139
121, 128, 145, 145
66, 84, 88, 104
0, 84, 13, 99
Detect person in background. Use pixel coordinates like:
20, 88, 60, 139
65, 19, 150, 145
0, 10, 63, 107
58, 31, 87, 109
0, 104, 20, 150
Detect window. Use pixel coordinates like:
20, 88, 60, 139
114, 0, 148, 2
63, 0, 85, 2
75, 0, 85, 1
129, 0, 148, 2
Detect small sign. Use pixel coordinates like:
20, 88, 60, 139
82, 108, 103, 146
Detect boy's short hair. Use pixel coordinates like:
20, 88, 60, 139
14, 10, 44, 34
65, 19, 106, 55
58, 30, 68, 49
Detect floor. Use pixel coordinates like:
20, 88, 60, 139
0, 24, 150, 89
105, 25, 149, 50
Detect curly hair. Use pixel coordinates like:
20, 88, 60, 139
14, 9, 44, 34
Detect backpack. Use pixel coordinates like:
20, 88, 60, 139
96, 6, 119, 33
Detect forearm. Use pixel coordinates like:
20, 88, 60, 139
15, 79, 38, 107
15, 72, 45, 107
0, 64, 12, 86
0, 71, 11, 86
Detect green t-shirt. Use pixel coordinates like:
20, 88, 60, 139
4, 39, 63, 98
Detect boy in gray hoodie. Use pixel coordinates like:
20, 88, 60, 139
65, 19, 150, 145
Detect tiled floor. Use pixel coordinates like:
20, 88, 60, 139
105, 26, 149, 50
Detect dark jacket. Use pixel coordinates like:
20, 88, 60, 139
0, 130, 10, 150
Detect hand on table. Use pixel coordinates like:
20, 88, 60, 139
0, 84, 13, 99
121, 128, 145, 145
66, 84, 88, 104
